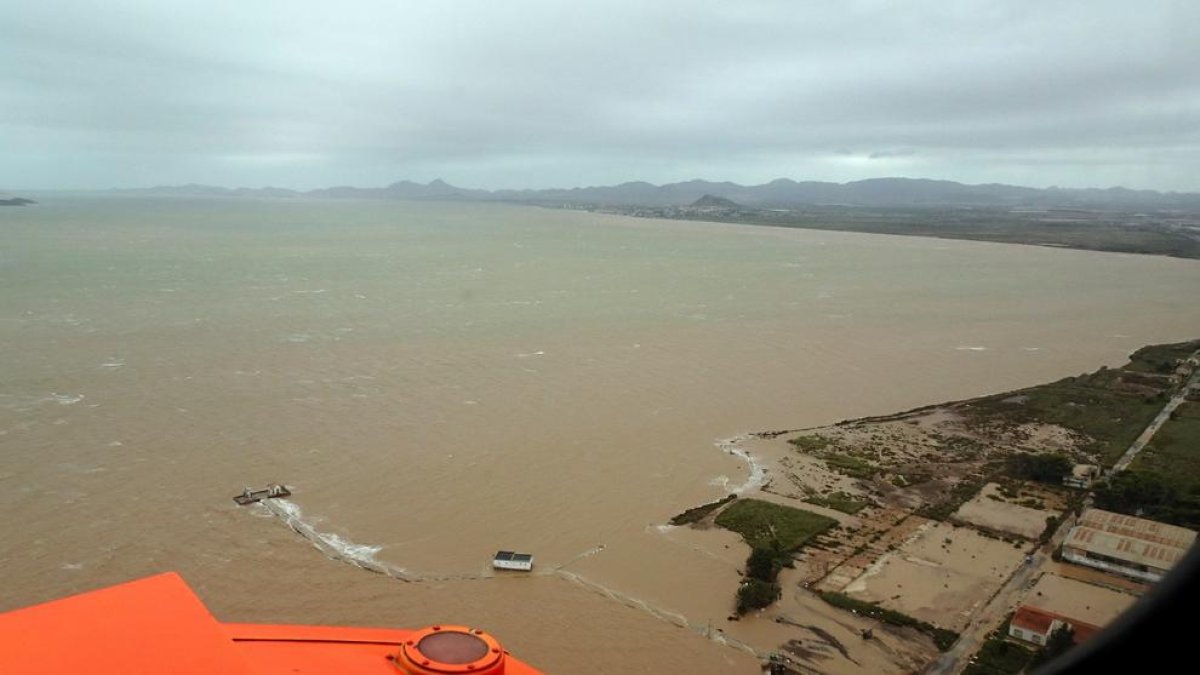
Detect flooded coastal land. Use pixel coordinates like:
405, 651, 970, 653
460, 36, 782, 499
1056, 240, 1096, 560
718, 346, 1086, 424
681, 337, 1198, 672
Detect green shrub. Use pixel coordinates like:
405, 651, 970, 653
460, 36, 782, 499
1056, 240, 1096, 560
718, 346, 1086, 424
823, 454, 877, 479
668, 494, 737, 525
717, 500, 837, 613
804, 491, 869, 514
963, 634, 1034, 674
788, 434, 832, 451
1095, 470, 1200, 530
736, 579, 781, 614
1007, 453, 1072, 483
715, 499, 838, 551
746, 545, 784, 582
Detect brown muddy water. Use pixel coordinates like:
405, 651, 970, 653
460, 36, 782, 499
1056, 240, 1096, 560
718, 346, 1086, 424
2, 197, 1198, 673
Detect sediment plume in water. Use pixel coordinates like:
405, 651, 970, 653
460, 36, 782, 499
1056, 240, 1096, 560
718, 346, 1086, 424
259, 498, 766, 659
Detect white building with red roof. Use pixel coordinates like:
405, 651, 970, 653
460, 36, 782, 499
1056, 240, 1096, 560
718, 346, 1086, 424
1008, 605, 1100, 647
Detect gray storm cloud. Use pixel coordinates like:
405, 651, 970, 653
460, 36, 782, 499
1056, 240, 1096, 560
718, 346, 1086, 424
1, 0, 1197, 191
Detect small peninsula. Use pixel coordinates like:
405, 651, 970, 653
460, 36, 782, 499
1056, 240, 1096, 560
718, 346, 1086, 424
0, 196, 36, 206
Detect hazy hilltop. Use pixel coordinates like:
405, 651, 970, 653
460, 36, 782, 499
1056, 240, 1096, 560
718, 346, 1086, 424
107, 177, 1200, 212
690, 194, 743, 208
499, 177, 1200, 210
0, 194, 36, 206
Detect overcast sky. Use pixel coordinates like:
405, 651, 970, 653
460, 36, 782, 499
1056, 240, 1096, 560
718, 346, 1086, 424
2, 1, 1197, 191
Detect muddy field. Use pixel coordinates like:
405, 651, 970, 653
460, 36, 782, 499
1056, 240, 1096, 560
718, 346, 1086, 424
835, 521, 1027, 631
1025, 573, 1137, 626
669, 353, 1178, 671
953, 483, 1056, 539
737, 402, 1086, 648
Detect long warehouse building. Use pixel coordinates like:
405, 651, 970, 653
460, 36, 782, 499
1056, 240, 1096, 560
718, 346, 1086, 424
1061, 508, 1196, 583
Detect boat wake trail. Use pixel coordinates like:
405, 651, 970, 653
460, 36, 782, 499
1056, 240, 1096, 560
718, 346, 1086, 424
260, 499, 417, 582
258, 500, 765, 659
550, 544, 606, 572
555, 570, 690, 627
261, 500, 607, 583
555, 571, 765, 658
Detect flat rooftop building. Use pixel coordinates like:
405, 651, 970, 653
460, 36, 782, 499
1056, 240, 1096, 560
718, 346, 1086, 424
1063, 464, 1100, 489
1061, 508, 1196, 583
492, 551, 534, 571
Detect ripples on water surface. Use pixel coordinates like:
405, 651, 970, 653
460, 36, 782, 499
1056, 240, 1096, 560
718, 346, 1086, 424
2, 197, 1200, 672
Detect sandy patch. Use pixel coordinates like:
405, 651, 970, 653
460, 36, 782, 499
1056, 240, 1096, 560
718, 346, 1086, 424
811, 511, 926, 591
1023, 573, 1137, 626
725, 571, 939, 675
840, 521, 1026, 631
770, 452, 867, 499
1015, 423, 1087, 454
766, 404, 1088, 518
954, 483, 1055, 539
1044, 560, 1150, 595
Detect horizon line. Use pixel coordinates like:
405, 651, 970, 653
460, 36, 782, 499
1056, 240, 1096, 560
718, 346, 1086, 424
12, 175, 1200, 197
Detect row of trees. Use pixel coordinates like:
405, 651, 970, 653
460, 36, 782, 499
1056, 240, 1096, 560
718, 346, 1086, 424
1006, 453, 1073, 483
736, 543, 786, 613
1093, 470, 1200, 530
963, 619, 1074, 674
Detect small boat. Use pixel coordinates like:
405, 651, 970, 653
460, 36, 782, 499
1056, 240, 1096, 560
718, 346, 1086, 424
233, 484, 290, 505
492, 551, 534, 571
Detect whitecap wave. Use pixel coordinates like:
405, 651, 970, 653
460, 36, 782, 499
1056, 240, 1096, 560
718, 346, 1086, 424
261, 499, 412, 581
716, 435, 768, 494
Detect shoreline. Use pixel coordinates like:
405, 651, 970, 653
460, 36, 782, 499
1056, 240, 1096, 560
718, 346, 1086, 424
589, 204, 1200, 261
663, 337, 1199, 672
717, 435, 771, 495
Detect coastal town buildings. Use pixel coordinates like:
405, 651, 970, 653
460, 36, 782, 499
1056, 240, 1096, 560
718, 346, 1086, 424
1062, 464, 1100, 489
1008, 605, 1099, 646
1060, 508, 1197, 583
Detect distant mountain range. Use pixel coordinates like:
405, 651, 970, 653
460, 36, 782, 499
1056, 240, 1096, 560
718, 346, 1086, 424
111, 177, 1200, 211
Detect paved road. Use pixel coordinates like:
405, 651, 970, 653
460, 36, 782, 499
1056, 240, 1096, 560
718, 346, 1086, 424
923, 515, 1076, 675
925, 350, 1198, 674
1111, 351, 1200, 474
